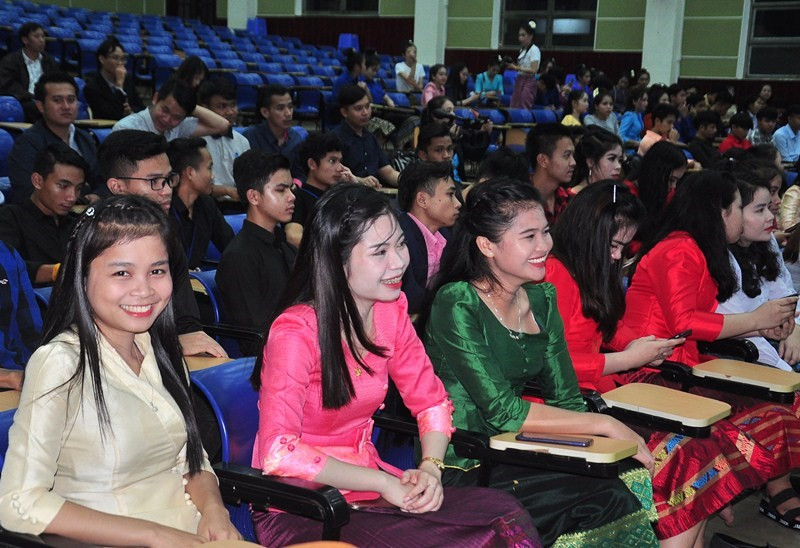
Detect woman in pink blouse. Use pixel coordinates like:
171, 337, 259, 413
250, 184, 540, 546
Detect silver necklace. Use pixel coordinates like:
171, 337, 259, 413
481, 286, 524, 340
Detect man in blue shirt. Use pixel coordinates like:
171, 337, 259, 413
243, 84, 305, 180
0, 240, 42, 389
774, 104, 800, 163
331, 85, 399, 188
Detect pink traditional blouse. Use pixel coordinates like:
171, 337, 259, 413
252, 292, 453, 502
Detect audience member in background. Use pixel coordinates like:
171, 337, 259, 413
0, 240, 40, 389
8, 72, 101, 203
667, 83, 694, 143
719, 171, 800, 371
509, 20, 540, 109
250, 183, 539, 546
174, 55, 209, 92
421, 63, 447, 106
584, 90, 620, 136
332, 85, 399, 188
526, 123, 575, 225
423, 96, 492, 165
112, 78, 229, 142
569, 66, 593, 102
773, 104, 800, 163
167, 137, 233, 270
100, 129, 226, 357
83, 36, 144, 121
474, 57, 504, 104
394, 40, 424, 92
445, 62, 479, 107
637, 102, 679, 156
619, 85, 648, 150
424, 178, 659, 547
197, 78, 250, 201
635, 68, 650, 87
416, 121, 465, 184
759, 84, 773, 106
332, 49, 365, 99
476, 146, 530, 184
740, 95, 765, 129
216, 152, 296, 356
719, 112, 753, 155
688, 110, 724, 169
0, 144, 85, 284
0, 195, 239, 546
0, 22, 58, 122
570, 127, 623, 195
397, 161, 460, 313
533, 72, 562, 110
748, 106, 778, 146
285, 132, 354, 248
362, 54, 396, 108
243, 84, 305, 180
709, 90, 735, 133
611, 72, 630, 113
560, 89, 588, 127
642, 85, 668, 132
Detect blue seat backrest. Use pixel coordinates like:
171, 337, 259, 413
224, 213, 246, 235
189, 270, 221, 324
190, 357, 258, 465
0, 405, 17, 470
0, 128, 14, 176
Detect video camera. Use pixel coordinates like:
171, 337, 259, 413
432, 108, 490, 131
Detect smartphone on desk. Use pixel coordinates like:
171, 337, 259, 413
515, 433, 593, 447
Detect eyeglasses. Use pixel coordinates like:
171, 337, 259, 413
115, 173, 179, 190
107, 54, 128, 63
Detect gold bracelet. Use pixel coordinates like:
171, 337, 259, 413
420, 456, 446, 470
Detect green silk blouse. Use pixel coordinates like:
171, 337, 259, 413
425, 281, 586, 469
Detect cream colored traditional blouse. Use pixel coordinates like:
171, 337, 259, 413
0, 330, 213, 535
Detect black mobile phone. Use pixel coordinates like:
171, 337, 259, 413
515, 433, 593, 447
670, 329, 692, 339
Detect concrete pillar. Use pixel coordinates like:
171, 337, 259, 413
641, 0, 685, 84
414, 0, 447, 65
227, 0, 257, 30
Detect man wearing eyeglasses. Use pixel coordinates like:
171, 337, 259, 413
83, 36, 144, 121
112, 78, 229, 142
7, 72, 103, 204
100, 129, 228, 358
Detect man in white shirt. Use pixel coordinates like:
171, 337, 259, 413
0, 22, 58, 122
197, 78, 250, 202
112, 77, 229, 142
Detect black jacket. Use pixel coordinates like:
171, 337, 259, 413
0, 50, 59, 102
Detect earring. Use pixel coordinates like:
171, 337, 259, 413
588, 167, 592, 181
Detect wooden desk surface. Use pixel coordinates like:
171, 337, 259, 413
185, 355, 232, 372
694, 359, 800, 392
603, 383, 731, 427
0, 121, 31, 131
377, 187, 398, 195
0, 389, 20, 411
190, 278, 207, 295
74, 119, 117, 128
490, 432, 637, 463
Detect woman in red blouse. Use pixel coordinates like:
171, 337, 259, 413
548, 178, 800, 535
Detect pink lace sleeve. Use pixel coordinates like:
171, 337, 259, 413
416, 398, 455, 440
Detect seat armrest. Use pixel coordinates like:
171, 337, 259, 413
213, 462, 349, 540
202, 323, 263, 343
698, 339, 759, 362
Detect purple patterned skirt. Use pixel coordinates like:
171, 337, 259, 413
253, 486, 541, 547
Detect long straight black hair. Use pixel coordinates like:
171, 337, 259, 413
42, 195, 205, 474
552, 182, 645, 341
634, 170, 740, 302
729, 167, 781, 297
251, 184, 394, 409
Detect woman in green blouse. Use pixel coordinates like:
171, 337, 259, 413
424, 178, 660, 547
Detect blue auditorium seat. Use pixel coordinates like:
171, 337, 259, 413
0, 96, 23, 122
0, 129, 14, 177
262, 73, 295, 88
91, 128, 111, 144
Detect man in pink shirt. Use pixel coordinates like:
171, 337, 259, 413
396, 161, 461, 313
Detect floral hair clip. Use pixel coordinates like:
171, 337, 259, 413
85, 206, 95, 217
528, 20, 537, 30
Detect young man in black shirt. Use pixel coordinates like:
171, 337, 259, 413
284, 132, 355, 248
216, 151, 296, 355
0, 143, 86, 285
